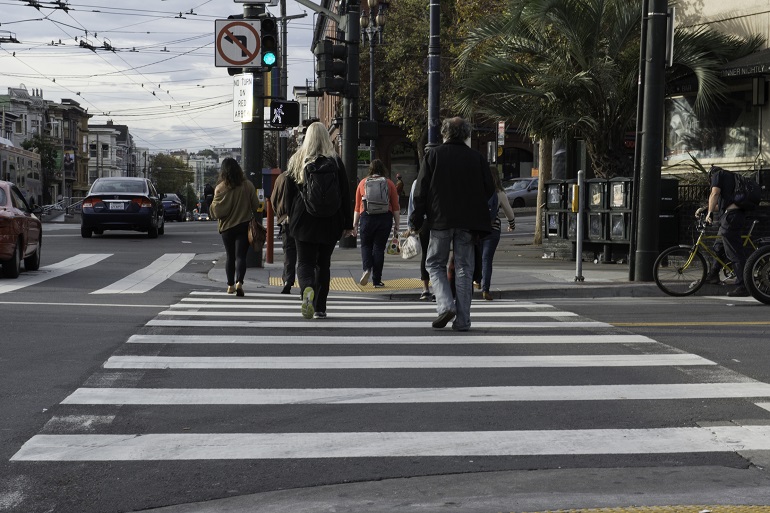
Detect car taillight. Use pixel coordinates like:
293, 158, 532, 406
83, 197, 97, 208
132, 197, 153, 208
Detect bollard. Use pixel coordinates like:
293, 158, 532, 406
575, 170, 585, 282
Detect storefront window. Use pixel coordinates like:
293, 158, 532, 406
665, 91, 758, 161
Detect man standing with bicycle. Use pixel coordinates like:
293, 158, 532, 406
705, 166, 749, 297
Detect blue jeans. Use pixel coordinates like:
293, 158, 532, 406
426, 228, 475, 330
359, 212, 393, 282
481, 229, 501, 292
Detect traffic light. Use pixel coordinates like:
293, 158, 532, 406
260, 16, 278, 70
314, 39, 346, 94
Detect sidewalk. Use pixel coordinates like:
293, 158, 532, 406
210, 239, 666, 299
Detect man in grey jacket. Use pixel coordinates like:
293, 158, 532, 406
410, 117, 494, 331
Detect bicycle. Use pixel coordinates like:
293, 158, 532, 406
653, 213, 768, 296
744, 244, 770, 304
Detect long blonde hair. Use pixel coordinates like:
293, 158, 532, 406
287, 121, 337, 185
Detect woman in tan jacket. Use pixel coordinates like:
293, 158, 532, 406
209, 158, 261, 296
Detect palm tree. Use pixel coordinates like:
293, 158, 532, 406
454, 0, 764, 179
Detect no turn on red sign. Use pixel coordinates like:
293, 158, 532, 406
215, 20, 261, 67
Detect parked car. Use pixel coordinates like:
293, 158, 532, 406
504, 177, 539, 208
81, 177, 165, 238
0, 180, 43, 278
161, 193, 187, 222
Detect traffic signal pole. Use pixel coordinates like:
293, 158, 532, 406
243, 3, 266, 267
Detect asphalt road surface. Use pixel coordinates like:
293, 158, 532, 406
3, 219, 770, 512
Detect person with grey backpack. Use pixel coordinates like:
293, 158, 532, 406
352, 159, 401, 288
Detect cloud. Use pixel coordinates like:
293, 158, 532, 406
1, 0, 316, 152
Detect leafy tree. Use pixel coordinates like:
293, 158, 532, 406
197, 149, 218, 159
454, 0, 764, 178
21, 134, 58, 203
151, 154, 192, 194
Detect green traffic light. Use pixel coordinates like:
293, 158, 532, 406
262, 52, 276, 66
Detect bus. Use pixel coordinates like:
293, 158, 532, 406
0, 142, 43, 206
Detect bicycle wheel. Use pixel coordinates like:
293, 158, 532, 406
744, 245, 770, 305
653, 245, 707, 296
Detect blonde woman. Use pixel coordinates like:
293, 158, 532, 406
285, 122, 354, 319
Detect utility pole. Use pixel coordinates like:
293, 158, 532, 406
339, 1, 360, 249
634, 0, 669, 281
279, 0, 288, 171
426, 0, 440, 149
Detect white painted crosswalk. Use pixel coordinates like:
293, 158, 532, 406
0, 252, 195, 295
12, 290, 770, 465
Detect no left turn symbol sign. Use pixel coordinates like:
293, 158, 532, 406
215, 20, 260, 67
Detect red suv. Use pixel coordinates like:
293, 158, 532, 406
0, 180, 42, 278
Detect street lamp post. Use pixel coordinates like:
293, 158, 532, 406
360, 0, 385, 163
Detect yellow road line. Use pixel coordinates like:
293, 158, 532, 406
520, 507, 770, 513
613, 321, 770, 327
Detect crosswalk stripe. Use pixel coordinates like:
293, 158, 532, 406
176, 299, 543, 309
126, 333, 656, 345
13, 425, 770, 461
145, 319, 611, 328
156, 309, 578, 318
0, 254, 112, 294
102, 353, 714, 369
91, 253, 196, 294
61, 382, 770, 405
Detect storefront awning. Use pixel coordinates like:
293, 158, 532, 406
721, 48, 770, 78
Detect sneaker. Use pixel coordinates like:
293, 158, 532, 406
432, 310, 456, 329
373, 281, 385, 288
727, 286, 750, 297
281, 282, 292, 294
313, 312, 327, 319
419, 290, 431, 300
301, 287, 315, 319
482, 291, 493, 301
359, 269, 371, 286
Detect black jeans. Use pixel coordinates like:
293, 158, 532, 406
719, 209, 746, 286
359, 212, 393, 282
280, 223, 297, 286
220, 221, 250, 286
296, 239, 336, 314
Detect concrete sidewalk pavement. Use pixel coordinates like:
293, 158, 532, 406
209, 239, 667, 299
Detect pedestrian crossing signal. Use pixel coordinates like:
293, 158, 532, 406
269, 101, 300, 128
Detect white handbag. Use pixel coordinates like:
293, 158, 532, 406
400, 234, 421, 260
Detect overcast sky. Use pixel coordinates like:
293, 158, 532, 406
0, 0, 319, 153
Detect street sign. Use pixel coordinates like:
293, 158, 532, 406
269, 101, 300, 128
215, 20, 261, 67
233, 73, 254, 122
497, 120, 505, 146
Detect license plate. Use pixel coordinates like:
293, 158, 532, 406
109, 202, 124, 211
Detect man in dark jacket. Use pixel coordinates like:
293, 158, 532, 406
410, 117, 494, 331
706, 166, 749, 297
270, 171, 297, 294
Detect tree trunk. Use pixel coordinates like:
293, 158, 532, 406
533, 138, 553, 245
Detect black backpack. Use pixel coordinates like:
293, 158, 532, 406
301, 155, 341, 217
733, 172, 762, 211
